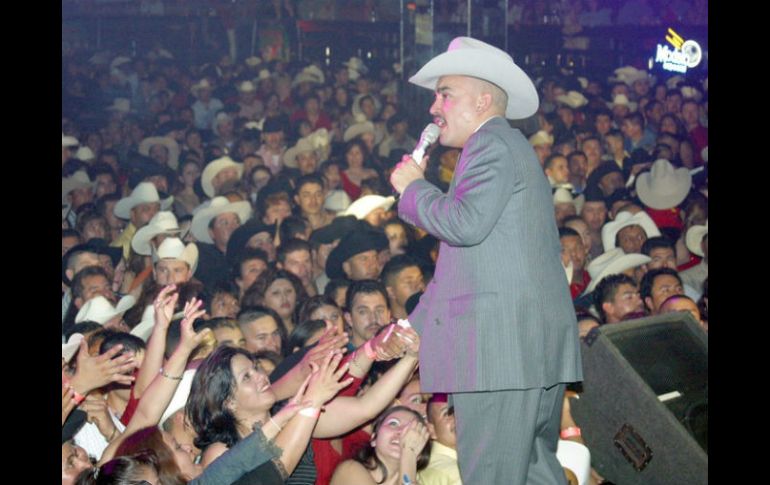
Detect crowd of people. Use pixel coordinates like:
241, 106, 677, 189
61, 29, 707, 485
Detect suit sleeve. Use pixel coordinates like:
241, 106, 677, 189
399, 130, 518, 247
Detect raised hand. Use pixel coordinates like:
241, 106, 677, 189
71, 339, 136, 394
62, 381, 78, 426
303, 352, 354, 408
369, 323, 407, 361
300, 323, 349, 376
400, 418, 430, 458
80, 393, 118, 440
178, 297, 210, 353
153, 284, 179, 329
393, 326, 420, 357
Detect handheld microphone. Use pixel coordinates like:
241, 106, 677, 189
411, 123, 441, 169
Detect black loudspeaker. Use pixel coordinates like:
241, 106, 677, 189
570, 313, 708, 485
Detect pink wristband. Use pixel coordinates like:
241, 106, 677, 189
560, 426, 581, 439
299, 407, 321, 419
71, 388, 86, 405
363, 341, 376, 360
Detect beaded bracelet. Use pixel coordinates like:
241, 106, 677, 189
159, 368, 183, 381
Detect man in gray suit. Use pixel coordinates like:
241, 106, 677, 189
391, 37, 583, 484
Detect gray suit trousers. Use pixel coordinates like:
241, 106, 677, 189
452, 384, 568, 485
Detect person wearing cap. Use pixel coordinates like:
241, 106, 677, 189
191, 196, 252, 289
635, 158, 692, 234
63, 134, 80, 166
601, 209, 661, 254
190, 79, 224, 131
309, 215, 359, 294
110, 182, 174, 261
585, 162, 625, 199
389, 37, 582, 484
152, 237, 199, 287
342, 194, 396, 228
528, 129, 554, 166
325, 224, 389, 282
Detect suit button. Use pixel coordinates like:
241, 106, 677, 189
434, 318, 441, 326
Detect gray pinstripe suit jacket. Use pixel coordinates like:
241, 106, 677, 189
398, 116, 583, 393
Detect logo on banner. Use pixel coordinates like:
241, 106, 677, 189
654, 28, 702, 74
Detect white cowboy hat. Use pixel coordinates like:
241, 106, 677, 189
244, 56, 262, 67
680, 85, 703, 101
257, 68, 272, 81
190, 79, 213, 96
75, 146, 95, 161
129, 304, 185, 342
201, 157, 244, 198
351, 93, 382, 120
190, 196, 252, 244
75, 295, 136, 325
607, 94, 637, 112
61, 133, 80, 147
138, 136, 181, 170
556, 91, 588, 109
344, 57, 368, 74
666, 75, 685, 89
343, 120, 376, 142
114, 182, 174, 219
152, 237, 199, 274
62, 171, 95, 203
106, 98, 131, 113
409, 36, 539, 120
601, 210, 661, 252
62, 134, 79, 147
635, 159, 692, 210
685, 220, 708, 257
342, 195, 396, 220
324, 190, 352, 214
529, 130, 554, 147
62, 333, 84, 363
553, 188, 576, 206
110, 56, 131, 70
160, 369, 197, 426
282, 137, 317, 169
131, 211, 181, 256
307, 128, 331, 163
292, 65, 325, 87
584, 248, 651, 294
238, 80, 256, 93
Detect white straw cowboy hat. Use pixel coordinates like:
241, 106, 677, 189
584, 248, 651, 294
342, 195, 396, 220
292, 65, 325, 87
282, 137, 316, 169
343, 120, 376, 142
75, 146, 96, 162
152, 237, 199, 274
409, 36, 539, 120
351, 93, 383, 120
190, 196, 252, 244
131, 211, 181, 256
200, 156, 244, 198
138, 136, 181, 170
324, 190, 352, 214
529, 130, 554, 147
75, 295, 136, 325
635, 158, 692, 210
106, 98, 132, 113
114, 182, 174, 219
553, 187, 576, 206
556, 91, 588, 109
685, 220, 708, 257
306, 128, 331, 163
62, 134, 79, 147
607, 94, 637, 112
62, 171, 95, 204
190, 79, 213, 96
245, 56, 262, 67
130, 305, 185, 342
601, 210, 661, 252
238, 80, 256, 93
62, 333, 84, 363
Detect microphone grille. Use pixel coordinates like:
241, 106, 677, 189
424, 123, 440, 142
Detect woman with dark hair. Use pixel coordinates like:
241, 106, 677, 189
340, 139, 378, 201
288, 319, 328, 352
187, 327, 422, 484
242, 268, 308, 334
76, 450, 161, 485
294, 295, 345, 336
114, 427, 190, 484
330, 406, 431, 485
